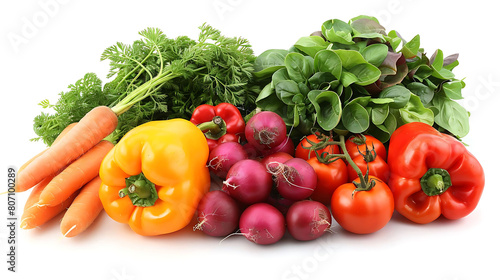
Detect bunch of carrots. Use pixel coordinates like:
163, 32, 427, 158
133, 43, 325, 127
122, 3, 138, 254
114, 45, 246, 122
16, 106, 118, 237
16, 33, 206, 235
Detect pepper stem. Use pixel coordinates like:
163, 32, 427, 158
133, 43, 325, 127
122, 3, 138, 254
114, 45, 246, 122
119, 173, 158, 207
420, 168, 452, 196
197, 116, 227, 140
128, 180, 151, 198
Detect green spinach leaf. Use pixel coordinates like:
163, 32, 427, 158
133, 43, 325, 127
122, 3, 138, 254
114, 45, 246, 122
442, 80, 464, 100
294, 36, 330, 57
360, 44, 388, 67
407, 82, 434, 105
253, 49, 289, 79
379, 85, 411, 109
285, 52, 314, 83
431, 94, 470, 138
275, 80, 301, 105
342, 101, 370, 133
308, 90, 342, 130
322, 19, 354, 45
399, 94, 434, 125
402, 34, 420, 58
371, 103, 389, 125
314, 49, 342, 79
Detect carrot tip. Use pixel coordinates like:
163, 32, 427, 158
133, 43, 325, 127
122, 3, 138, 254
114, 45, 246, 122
0, 191, 8, 195
63, 225, 77, 237
20, 219, 31, 229
37, 196, 53, 206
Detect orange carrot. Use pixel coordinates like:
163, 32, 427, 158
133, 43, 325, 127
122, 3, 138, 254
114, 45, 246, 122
60, 176, 104, 237
20, 175, 78, 229
17, 148, 47, 175
16, 123, 77, 191
37, 140, 114, 207
23, 176, 52, 211
52, 122, 78, 146
16, 106, 118, 192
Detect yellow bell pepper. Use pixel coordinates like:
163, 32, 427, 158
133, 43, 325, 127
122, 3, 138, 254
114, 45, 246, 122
99, 119, 210, 236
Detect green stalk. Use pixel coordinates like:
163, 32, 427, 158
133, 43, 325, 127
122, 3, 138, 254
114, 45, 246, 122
115, 49, 155, 91
313, 134, 372, 192
110, 71, 180, 116
335, 135, 370, 190
197, 116, 227, 140
109, 34, 168, 117
300, 133, 367, 187
420, 168, 452, 196
119, 173, 158, 207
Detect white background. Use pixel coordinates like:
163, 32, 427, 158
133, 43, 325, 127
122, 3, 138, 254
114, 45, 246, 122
1, 1, 499, 280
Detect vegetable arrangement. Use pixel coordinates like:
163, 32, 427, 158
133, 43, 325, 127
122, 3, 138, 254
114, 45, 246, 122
15, 15, 485, 245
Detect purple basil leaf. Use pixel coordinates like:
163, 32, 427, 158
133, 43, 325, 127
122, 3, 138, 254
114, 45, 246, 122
443, 53, 459, 70
351, 18, 386, 35
380, 54, 408, 89
443, 53, 459, 66
379, 52, 402, 76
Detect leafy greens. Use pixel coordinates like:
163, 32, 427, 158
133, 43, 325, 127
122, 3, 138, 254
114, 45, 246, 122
253, 15, 469, 141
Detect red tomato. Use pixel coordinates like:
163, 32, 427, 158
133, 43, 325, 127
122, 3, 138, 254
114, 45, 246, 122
345, 135, 387, 161
347, 155, 390, 183
307, 157, 348, 205
331, 176, 394, 234
295, 134, 340, 161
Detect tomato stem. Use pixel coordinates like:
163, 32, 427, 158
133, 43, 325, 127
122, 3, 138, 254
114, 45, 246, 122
314, 151, 344, 164
335, 135, 371, 191
348, 134, 367, 146
357, 143, 377, 163
301, 132, 336, 160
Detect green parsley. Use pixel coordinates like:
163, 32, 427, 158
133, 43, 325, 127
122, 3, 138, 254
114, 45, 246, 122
32, 24, 257, 146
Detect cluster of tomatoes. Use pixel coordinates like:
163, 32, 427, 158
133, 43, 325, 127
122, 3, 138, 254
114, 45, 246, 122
295, 133, 393, 235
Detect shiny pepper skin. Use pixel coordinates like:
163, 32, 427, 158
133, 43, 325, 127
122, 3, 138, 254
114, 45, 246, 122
99, 119, 211, 236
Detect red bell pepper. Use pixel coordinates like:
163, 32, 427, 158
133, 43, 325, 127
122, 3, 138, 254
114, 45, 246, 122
387, 122, 484, 224
190, 103, 245, 150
